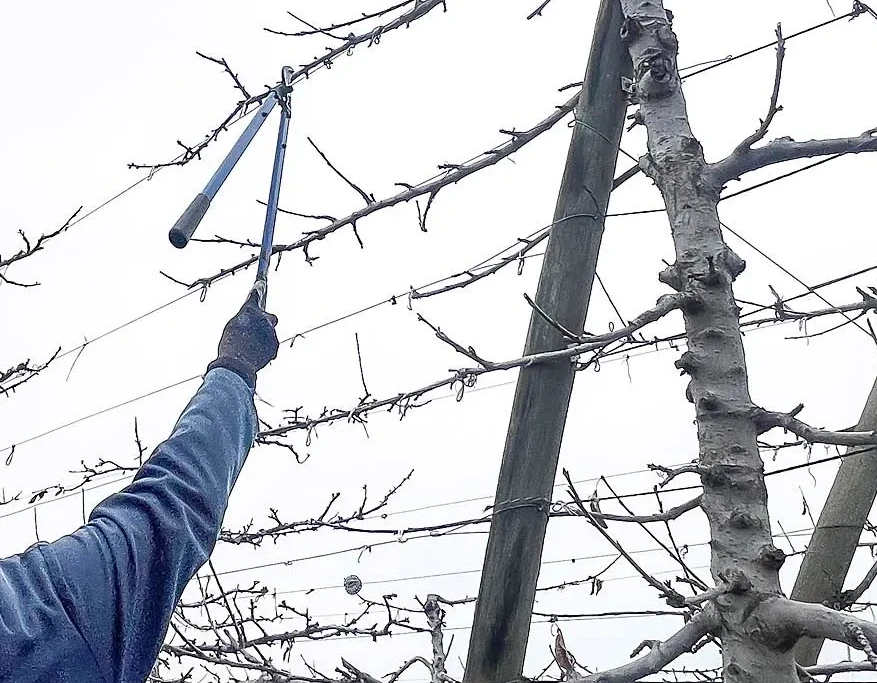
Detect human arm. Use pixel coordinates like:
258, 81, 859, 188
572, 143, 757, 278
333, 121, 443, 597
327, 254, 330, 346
0, 289, 278, 683
42, 368, 257, 682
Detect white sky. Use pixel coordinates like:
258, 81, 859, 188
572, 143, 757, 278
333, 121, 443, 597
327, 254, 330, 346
1, 0, 877, 680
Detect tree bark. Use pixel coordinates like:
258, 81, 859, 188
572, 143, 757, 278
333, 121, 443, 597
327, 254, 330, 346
619, 2, 791, 680
569, 4, 877, 681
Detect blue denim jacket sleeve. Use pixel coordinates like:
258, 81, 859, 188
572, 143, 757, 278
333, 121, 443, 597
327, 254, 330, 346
0, 368, 256, 683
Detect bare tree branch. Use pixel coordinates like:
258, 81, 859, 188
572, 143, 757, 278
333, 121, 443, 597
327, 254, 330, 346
257, 289, 875, 446
194, 51, 251, 101
756, 596, 877, 660
162, 571, 457, 683
220, 492, 702, 547
277, 2, 417, 37
0, 207, 82, 287
132, 1, 448, 171
170, 613, 419, 656
129, 97, 258, 170
411, 230, 551, 300
266, 0, 443, 39
564, 469, 688, 608
0, 348, 61, 397
527, 0, 559, 20
708, 127, 877, 187
698, 11, 877, 188
307, 137, 374, 206
555, 494, 702, 525
807, 660, 877, 676
683, 573, 751, 607
168, 91, 581, 288
27, 457, 139, 503
409, 166, 648, 299
753, 404, 877, 446
220, 470, 413, 545
421, 594, 453, 683
577, 608, 718, 683
258, 293, 688, 440
743, 288, 877, 328
417, 314, 495, 368
523, 292, 582, 341
571, 292, 693, 343
649, 462, 703, 488
732, 24, 786, 154
284, 10, 349, 40
835, 557, 877, 609
26, 420, 146, 502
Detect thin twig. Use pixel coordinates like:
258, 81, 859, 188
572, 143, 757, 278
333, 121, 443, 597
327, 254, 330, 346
307, 137, 374, 206
275, 1, 418, 37
0, 207, 82, 287
133, 1, 447, 171
523, 293, 581, 341
733, 24, 785, 154
194, 51, 251, 100
416, 314, 494, 368
564, 469, 688, 608
354, 333, 371, 401
527, 0, 558, 20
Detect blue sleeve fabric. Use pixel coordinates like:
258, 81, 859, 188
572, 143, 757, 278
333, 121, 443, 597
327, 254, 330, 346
0, 368, 256, 683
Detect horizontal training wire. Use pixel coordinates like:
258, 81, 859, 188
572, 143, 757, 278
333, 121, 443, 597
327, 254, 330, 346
214, 525, 821, 599
679, 10, 856, 79
211, 494, 820, 579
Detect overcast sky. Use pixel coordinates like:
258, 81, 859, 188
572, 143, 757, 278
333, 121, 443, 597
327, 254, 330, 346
2, 1, 877, 680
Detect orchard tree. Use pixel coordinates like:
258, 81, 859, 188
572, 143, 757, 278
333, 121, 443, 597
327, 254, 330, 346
566, 2, 877, 682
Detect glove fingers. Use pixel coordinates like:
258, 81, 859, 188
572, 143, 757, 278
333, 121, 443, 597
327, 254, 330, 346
243, 288, 261, 311
211, 289, 280, 387
253, 314, 280, 363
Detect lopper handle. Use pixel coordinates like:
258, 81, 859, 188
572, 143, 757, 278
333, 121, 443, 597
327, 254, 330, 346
168, 193, 211, 249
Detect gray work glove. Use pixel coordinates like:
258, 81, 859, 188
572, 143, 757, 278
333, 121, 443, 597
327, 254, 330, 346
207, 288, 279, 390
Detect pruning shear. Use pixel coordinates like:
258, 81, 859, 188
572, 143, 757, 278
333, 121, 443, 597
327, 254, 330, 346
168, 66, 294, 309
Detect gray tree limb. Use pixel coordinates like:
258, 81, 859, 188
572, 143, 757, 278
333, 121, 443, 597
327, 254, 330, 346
807, 660, 877, 676
259, 292, 688, 439
840, 557, 877, 607
579, 608, 718, 683
422, 595, 452, 683
573, 495, 703, 525
708, 128, 877, 188
753, 404, 877, 446
756, 597, 877, 662
702, 17, 877, 187
178, 91, 582, 289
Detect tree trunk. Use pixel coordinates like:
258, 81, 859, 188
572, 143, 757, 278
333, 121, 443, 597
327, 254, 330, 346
620, 2, 792, 680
